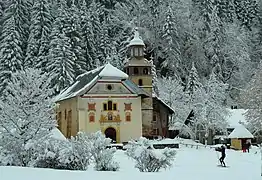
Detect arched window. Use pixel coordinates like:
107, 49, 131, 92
138, 79, 143, 86
126, 68, 129, 74
126, 112, 131, 122
139, 47, 143, 56
143, 68, 148, 75
134, 48, 139, 56
134, 67, 139, 74
108, 100, 113, 110
89, 112, 95, 122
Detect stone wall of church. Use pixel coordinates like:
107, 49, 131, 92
56, 97, 78, 138
77, 95, 143, 143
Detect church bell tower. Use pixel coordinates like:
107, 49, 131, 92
124, 28, 154, 138
124, 29, 153, 95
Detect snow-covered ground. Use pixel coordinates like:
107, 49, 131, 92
1, 145, 262, 180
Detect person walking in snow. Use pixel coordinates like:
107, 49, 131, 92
215, 145, 226, 167
246, 141, 251, 153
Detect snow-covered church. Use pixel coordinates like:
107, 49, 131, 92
55, 30, 174, 143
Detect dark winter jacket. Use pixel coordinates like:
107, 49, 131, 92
216, 146, 226, 157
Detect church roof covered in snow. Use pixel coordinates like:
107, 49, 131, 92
226, 109, 248, 128
50, 128, 66, 140
128, 29, 145, 47
228, 124, 254, 139
152, 95, 175, 114
55, 63, 149, 102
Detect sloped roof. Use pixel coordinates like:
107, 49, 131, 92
55, 63, 149, 102
228, 124, 254, 139
50, 128, 66, 140
153, 95, 175, 114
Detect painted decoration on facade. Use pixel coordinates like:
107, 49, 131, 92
88, 103, 96, 111
89, 112, 95, 122
124, 103, 132, 111
125, 112, 131, 122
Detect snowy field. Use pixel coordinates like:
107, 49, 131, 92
1, 145, 262, 180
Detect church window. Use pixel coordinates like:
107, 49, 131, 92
138, 79, 143, 86
89, 112, 95, 122
108, 100, 113, 110
103, 101, 117, 111
134, 48, 139, 56
57, 112, 62, 129
103, 103, 107, 111
143, 68, 148, 75
139, 47, 143, 56
130, 48, 134, 56
126, 112, 131, 122
134, 67, 139, 74
153, 115, 156, 122
67, 110, 72, 137
113, 103, 117, 111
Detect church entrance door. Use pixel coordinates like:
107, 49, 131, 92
105, 127, 117, 143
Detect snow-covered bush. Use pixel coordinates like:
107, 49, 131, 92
126, 137, 176, 172
0, 69, 56, 166
87, 131, 119, 171
34, 134, 91, 170
33, 139, 66, 169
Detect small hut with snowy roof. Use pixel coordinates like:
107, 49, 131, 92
228, 124, 254, 150
55, 28, 174, 143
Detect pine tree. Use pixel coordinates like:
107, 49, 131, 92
204, 6, 225, 77
215, 0, 235, 22
241, 61, 262, 135
0, 68, 56, 166
161, 6, 182, 76
0, 17, 24, 94
47, 22, 76, 94
65, 1, 85, 75
234, 0, 258, 30
26, 0, 53, 68
0, 0, 4, 17
149, 55, 159, 96
0, 0, 32, 93
186, 62, 203, 99
201, 71, 229, 136
192, 0, 214, 34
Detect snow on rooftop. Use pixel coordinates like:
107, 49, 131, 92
50, 128, 66, 140
99, 63, 128, 79
128, 29, 145, 47
228, 124, 254, 139
227, 109, 247, 128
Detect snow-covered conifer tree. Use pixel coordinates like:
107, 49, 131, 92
185, 62, 206, 139
149, 55, 159, 96
241, 62, 262, 135
47, 19, 76, 94
0, 0, 31, 93
161, 6, 182, 76
126, 137, 176, 172
26, 0, 52, 69
0, 68, 56, 166
215, 0, 236, 22
0, 0, 4, 17
201, 71, 229, 136
234, 0, 258, 30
